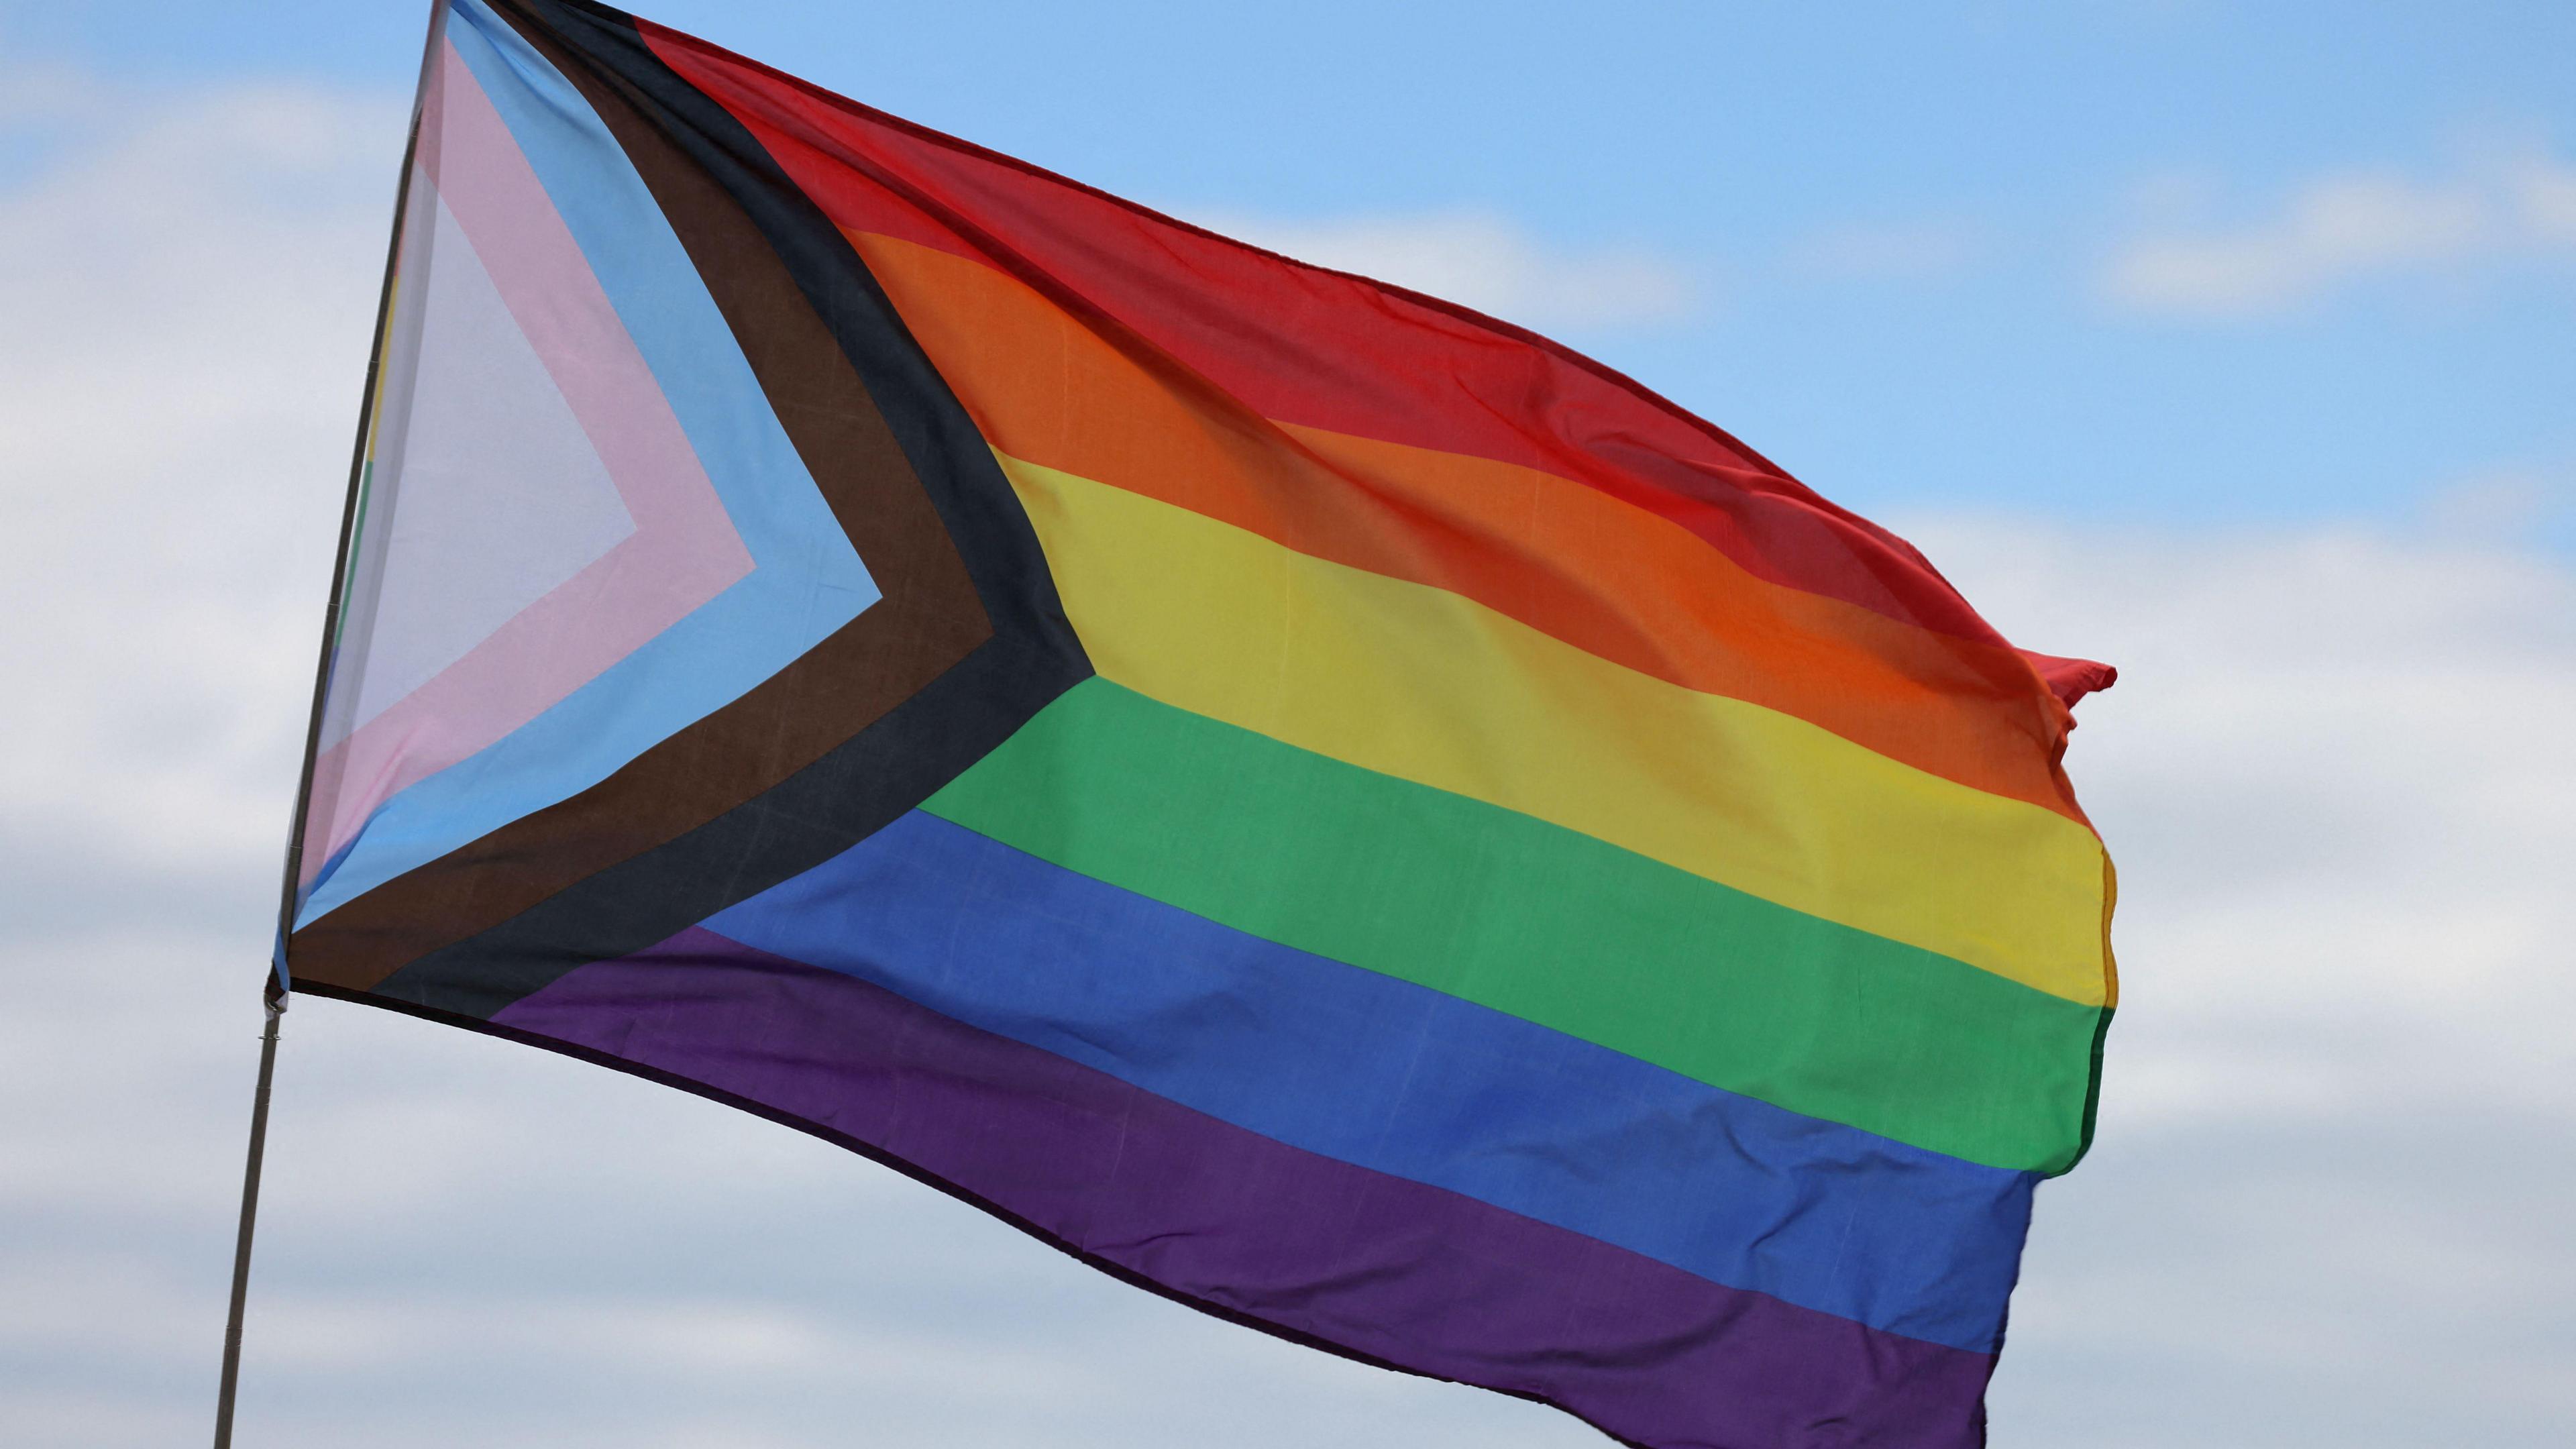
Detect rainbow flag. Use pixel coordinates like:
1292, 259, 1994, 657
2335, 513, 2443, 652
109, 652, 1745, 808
282, 1, 2118, 1443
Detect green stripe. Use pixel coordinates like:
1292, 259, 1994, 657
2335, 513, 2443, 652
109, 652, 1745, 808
924, 679, 2104, 1173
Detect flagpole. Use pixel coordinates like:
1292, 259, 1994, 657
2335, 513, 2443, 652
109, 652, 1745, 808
217, 3, 449, 1444
211, 992, 285, 1449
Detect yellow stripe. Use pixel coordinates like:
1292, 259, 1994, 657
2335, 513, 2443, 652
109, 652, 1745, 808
1004, 451, 2112, 1007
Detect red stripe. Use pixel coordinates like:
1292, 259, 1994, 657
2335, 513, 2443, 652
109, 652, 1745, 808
848, 226, 2091, 820
637, 17, 2100, 678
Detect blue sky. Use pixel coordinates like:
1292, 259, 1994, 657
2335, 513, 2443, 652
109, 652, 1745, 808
2, 4, 2572, 1448
11, 0, 2576, 535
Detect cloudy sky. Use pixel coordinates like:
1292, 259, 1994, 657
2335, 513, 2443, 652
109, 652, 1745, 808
3, 1, 2571, 1445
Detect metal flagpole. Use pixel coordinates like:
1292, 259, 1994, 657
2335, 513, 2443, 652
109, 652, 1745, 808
211, 992, 285, 1449
215, 3, 449, 1444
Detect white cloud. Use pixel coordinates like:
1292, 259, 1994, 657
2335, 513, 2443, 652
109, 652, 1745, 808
1190, 208, 1701, 333
1913, 515, 2576, 1446
2418, 462, 2576, 546
0, 76, 399, 900
2102, 148, 2576, 317
4, 60, 2573, 1449
1911, 518, 2576, 1111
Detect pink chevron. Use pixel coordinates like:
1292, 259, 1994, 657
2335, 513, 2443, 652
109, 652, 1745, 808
301, 38, 755, 885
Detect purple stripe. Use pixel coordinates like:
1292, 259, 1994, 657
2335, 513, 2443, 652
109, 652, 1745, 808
492, 928, 1994, 1448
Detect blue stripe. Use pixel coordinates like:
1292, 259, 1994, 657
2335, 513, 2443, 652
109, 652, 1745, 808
301, 0, 878, 926
704, 810, 2036, 1352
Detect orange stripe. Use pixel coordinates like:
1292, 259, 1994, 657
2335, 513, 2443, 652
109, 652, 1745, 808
851, 229, 2088, 823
